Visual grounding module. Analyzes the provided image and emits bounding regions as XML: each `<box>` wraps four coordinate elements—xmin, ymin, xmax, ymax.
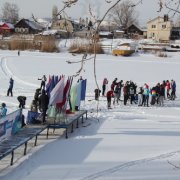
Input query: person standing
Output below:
<box><xmin>143</xmin><ymin>84</ymin><xmax>150</xmax><ymax>107</ymax></box>
<box><xmin>7</xmin><ymin>77</ymin><xmax>14</xmax><ymax>97</ymax></box>
<box><xmin>94</xmin><ymin>89</ymin><xmax>101</xmax><ymax>100</ymax></box>
<box><xmin>38</xmin><ymin>75</ymin><xmax>47</xmax><ymax>90</ymax></box>
<box><xmin>166</xmin><ymin>80</ymin><xmax>171</xmax><ymax>99</ymax></box>
<box><xmin>138</xmin><ymin>87</ymin><xmax>144</xmax><ymax>106</ymax></box>
<box><xmin>171</xmin><ymin>79</ymin><xmax>176</xmax><ymax>100</ymax></box>
<box><xmin>39</xmin><ymin>89</ymin><xmax>49</xmax><ymax>123</ymax></box>
<box><xmin>159</xmin><ymin>84</ymin><xmax>165</xmax><ymax>106</ymax></box>
<box><xmin>106</xmin><ymin>90</ymin><xmax>114</xmax><ymax>109</ymax></box>
<box><xmin>123</xmin><ymin>82</ymin><xmax>129</xmax><ymax>105</ymax></box>
<box><xmin>102</xmin><ymin>78</ymin><xmax>108</xmax><ymax>96</ymax></box>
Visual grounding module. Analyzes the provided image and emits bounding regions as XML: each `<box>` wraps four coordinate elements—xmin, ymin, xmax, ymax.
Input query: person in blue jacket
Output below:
<box><xmin>0</xmin><ymin>103</ymin><xmax>7</xmax><ymax>118</ymax></box>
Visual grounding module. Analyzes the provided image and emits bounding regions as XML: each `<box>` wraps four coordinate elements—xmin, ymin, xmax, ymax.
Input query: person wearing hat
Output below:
<box><xmin>0</xmin><ymin>103</ymin><xmax>7</xmax><ymax>118</ymax></box>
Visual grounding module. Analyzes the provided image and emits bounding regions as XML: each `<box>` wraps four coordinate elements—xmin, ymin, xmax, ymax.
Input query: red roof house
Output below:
<box><xmin>0</xmin><ymin>22</ymin><xmax>14</xmax><ymax>35</ymax></box>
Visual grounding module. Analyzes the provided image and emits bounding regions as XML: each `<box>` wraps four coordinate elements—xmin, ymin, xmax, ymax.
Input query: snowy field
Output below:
<box><xmin>0</xmin><ymin>49</ymin><xmax>180</xmax><ymax>179</ymax></box>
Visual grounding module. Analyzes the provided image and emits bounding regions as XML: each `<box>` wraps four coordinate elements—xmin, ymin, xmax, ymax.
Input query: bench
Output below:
<box><xmin>0</xmin><ymin>125</ymin><xmax>47</xmax><ymax>165</ymax></box>
<box><xmin>47</xmin><ymin>110</ymin><xmax>87</xmax><ymax>139</ymax></box>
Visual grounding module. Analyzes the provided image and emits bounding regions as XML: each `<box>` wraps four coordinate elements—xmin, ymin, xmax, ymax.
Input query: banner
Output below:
<box><xmin>81</xmin><ymin>79</ymin><xmax>87</xmax><ymax>101</ymax></box>
<box><xmin>0</xmin><ymin>109</ymin><xmax>22</xmax><ymax>141</ymax></box>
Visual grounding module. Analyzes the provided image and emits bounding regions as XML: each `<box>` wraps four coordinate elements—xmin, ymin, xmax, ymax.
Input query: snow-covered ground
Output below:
<box><xmin>1</xmin><ymin>49</ymin><xmax>180</xmax><ymax>179</ymax></box>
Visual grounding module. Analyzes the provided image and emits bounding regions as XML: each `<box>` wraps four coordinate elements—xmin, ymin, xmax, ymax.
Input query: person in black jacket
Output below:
<box><xmin>17</xmin><ymin>96</ymin><xmax>26</xmax><ymax>108</ymax></box>
<box><xmin>7</xmin><ymin>77</ymin><xmax>14</xmax><ymax>96</ymax></box>
<box><xmin>38</xmin><ymin>89</ymin><xmax>49</xmax><ymax>123</ymax></box>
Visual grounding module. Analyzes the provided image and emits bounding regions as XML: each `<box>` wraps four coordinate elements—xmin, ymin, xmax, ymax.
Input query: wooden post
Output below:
<box><xmin>10</xmin><ymin>151</ymin><xmax>14</xmax><ymax>166</ymax></box>
<box><xmin>71</xmin><ymin>123</ymin><xmax>74</xmax><ymax>133</ymax></box>
<box><xmin>24</xmin><ymin>142</ymin><xmax>27</xmax><ymax>155</ymax></box>
<box><xmin>66</xmin><ymin>129</ymin><xmax>68</xmax><ymax>139</ymax></box>
<box><xmin>46</xmin><ymin>128</ymin><xmax>49</xmax><ymax>139</ymax></box>
<box><xmin>86</xmin><ymin>111</ymin><xmax>87</xmax><ymax>119</ymax></box>
<box><xmin>76</xmin><ymin>119</ymin><xmax>79</xmax><ymax>128</ymax></box>
<box><xmin>34</xmin><ymin>135</ymin><xmax>38</xmax><ymax>146</ymax></box>
<box><xmin>82</xmin><ymin>115</ymin><xmax>84</xmax><ymax>123</ymax></box>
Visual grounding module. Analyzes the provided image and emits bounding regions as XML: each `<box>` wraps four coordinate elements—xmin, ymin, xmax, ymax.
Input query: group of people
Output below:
<box><xmin>94</xmin><ymin>78</ymin><xmax>177</xmax><ymax>109</ymax></box>
<box><xmin>1</xmin><ymin>75</ymin><xmax>48</xmax><ymax>123</ymax></box>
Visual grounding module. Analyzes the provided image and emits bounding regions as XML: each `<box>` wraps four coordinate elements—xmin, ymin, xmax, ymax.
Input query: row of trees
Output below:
<box><xmin>1</xmin><ymin>1</ymin><xmax>179</xmax><ymax>28</ymax></box>
<box><xmin>0</xmin><ymin>2</ymin><xmax>19</xmax><ymax>24</ymax></box>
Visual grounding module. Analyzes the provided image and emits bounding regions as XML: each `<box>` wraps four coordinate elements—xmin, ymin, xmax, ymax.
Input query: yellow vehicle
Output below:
<box><xmin>112</xmin><ymin>43</ymin><xmax>135</xmax><ymax>56</ymax></box>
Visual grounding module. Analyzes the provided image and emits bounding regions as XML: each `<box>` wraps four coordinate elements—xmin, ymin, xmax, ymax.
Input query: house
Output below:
<box><xmin>14</xmin><ymin>19</ymin><xmax>44</xmax><ymax>34</ymax></box>
<box><xmin>51</xmin><ymin>18</ymin><xmax>81</xmax><ymax>33</ymax></box>
<box><xmin>125</xmin><ymin>24</ymin><xmax>147</xmax><ymax>38</ymax></box>
<box><xmin>147</xmin><ymin>15</ymin><xmax>173</xmax><ymax>42</ymax></box>
<box><xmin>0</xmin><ymin>22</ymin><xmax>14</xmax><ymax>35</ymax></box>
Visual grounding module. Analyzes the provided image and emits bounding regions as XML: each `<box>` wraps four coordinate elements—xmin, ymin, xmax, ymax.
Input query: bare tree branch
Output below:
<box><xmin>167</xmin><ymin>160</ymin><xmax>180</xmax><ymax>169</ymax></box>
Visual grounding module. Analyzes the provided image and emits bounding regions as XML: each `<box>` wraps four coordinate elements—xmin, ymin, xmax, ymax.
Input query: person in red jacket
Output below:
<box><xmin>106</xmin><ymin>90</ymin><xmax>114</xmax><ymax>109</ymax></box>
<box><xmin>166</xmin><ymin>80</ymin><xmax>171</xmax><ymax>98</ymax></box>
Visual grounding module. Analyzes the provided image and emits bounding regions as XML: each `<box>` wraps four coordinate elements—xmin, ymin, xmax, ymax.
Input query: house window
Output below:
<box><xmin>152</xmin><ymin>25</ymin><xmax>156</xmax><ymax>28</ymax></box>
<box><xmin>151</xmin><ymin>33</ymin><xmax>155</xmax><ymax>37</ymax></box>
<box><xmin>15</xmin><ymin>28</ymin><xmax>19</xmax><ymax>33</ymax></box>
<box><xmin>20</xmin><ymin>28</ymin><xmax>25</xmax><ymax>33</ymax></box>
<box><xmin>25</xmin><ymin>28</ymin><xmax>29</xmax><ymax>33</ymax></box>
<box><xmin>162</xmin><ymin>25</ymin><xmax>166</xmax><ymax>29</ymax></box>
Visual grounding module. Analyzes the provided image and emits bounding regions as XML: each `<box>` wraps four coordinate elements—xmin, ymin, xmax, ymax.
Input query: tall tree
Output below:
<box><xmin>108</xmin><ymin>0</ymin><xmax>139</xmax><ymax>29</ymax></box>
<box><xmin>1</xmin><ymin>2</ymin><xmax>19</xmax><ymax>24</ymax></box>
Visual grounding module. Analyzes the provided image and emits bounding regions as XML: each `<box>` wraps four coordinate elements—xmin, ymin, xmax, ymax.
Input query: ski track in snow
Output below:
<box><xmin>0</xmin><ymin>56</ymin><xmax>39</xmax><ymax>88</ymax></box>
<box><xmin>81</xmin><ymin>150</ymin><xmax>180</xmax><ymax>180</ymax></box>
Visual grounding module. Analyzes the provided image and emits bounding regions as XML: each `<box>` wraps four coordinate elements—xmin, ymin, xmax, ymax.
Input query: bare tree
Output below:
<box><xmin>1</xmin><ymin>2</ymin><xmax>19</xmax><ymax>24</ymax></box>
<box><xmin>108</xmin><ymin>0</ymin><xmax>139</xmax><ymax>29</ymax></box>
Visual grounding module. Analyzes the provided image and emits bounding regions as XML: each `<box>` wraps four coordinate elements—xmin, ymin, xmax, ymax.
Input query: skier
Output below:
<box><xmin>7</xmin><ymin>77</ymin><xmax>14</xmax><ymax>97</ymax></box>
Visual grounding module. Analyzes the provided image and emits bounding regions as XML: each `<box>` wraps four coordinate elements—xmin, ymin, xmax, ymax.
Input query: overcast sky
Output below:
<box><xmin>0</xmin><ymin>0</ymin><xmax>177</xmax><ymax>26</ymax></box>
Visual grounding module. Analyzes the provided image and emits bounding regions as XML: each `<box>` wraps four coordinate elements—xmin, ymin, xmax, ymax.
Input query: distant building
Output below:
<box><xmin>51</xmin><ymin>18</ymin><xmax>81</xmax><ymax>33</ymax></box>
<box><xmin>0</xmin><ymin>22</ymin><xmax>14</xmax><ymax>35</ymax></box>
<box><xmin>147</xmin><ymin>15</ymin><xmax>173</xmax><ymax>42</ymax></box>
<box><xmin>14</xmin><ymin>19</ymin><xmax>44</xmax><ymax>34</ymax></box>
<box><xmin>125</xmin><ymin>24</ymin><xmax>147</xmax><ymax>39</ymax></box>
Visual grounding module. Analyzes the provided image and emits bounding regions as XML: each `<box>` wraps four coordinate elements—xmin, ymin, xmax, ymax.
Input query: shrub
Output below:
<box><xmin>41</xmin><ymin>40</ymin><xmax>58</xmax><ymax>52</ymax></box>
<box><xmin>10</xmin><ymin>39</ymin><xmax>34</xmax><ymax>50</ymax></box>
<box><xmin>69</xmin><ymin>38</ymin><xmax>103</xmax><ymax>54</ymax></box>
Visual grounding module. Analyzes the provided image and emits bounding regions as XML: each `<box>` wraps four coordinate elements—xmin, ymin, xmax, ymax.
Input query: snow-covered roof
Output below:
<box><xmin>25</xmin><ymin>19</ymin><xmax>43</xmax><ymax>30</ymax></box>
<box><xmin>42</xmin><ymin>30</ymin><xmax>58</xmax><ymax>35</ymax></box>
<box><xmin>99</xmin><ymin>31</ymin><xmax>112</xmax><ymax>35</ymax></box>
<box><xmin>0</xmin><ymin>22</ymin><xmax>14</xmax><ymax>29</ymax></box>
